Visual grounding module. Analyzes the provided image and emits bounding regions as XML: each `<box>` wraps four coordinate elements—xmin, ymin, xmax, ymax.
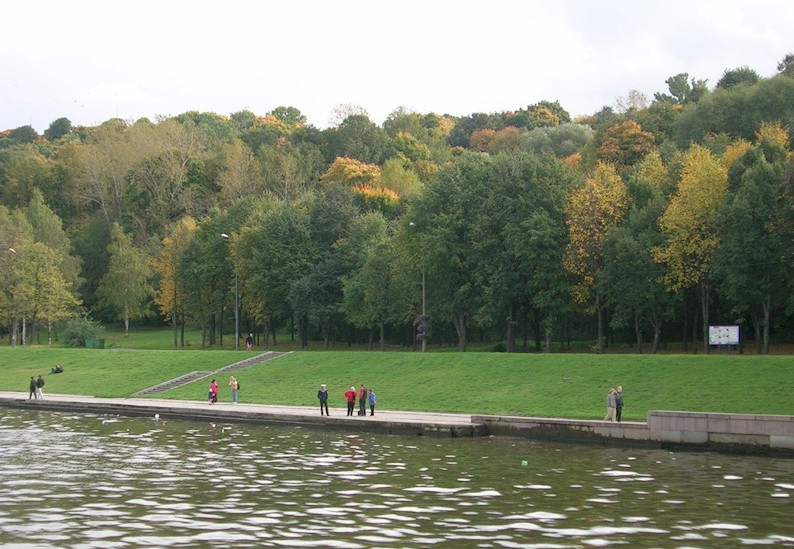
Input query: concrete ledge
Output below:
<box><xmin>1</xmin><ymin>394</ymin><xmax>791</xmax><ymax>455</ymax></box>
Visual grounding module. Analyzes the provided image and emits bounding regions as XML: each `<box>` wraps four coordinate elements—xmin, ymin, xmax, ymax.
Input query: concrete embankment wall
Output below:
<box><xmin>473</xmin><ymin>411</ymin><xmax>794</xmax><ymax>456</ymax></box>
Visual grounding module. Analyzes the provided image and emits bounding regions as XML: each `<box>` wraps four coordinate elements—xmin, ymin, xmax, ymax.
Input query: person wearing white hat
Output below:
<box><xmin>318</xmin><ymin>384</ymin><xmax>329</xmax><ymax>416</ymax></box>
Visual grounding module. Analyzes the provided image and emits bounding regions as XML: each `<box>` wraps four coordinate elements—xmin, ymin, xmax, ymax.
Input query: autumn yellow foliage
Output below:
<box><xmin>564</xmin><ymin>162</ymin><xmax>629</xmax><ymax>294</ymax></box>
<box><xmin>652</xmin><ymin>145</ymin><xmax>728</xmax><ymax>291</ymax></box>
<box><xmin>320</xmin><ymin>157</ymin><xmax>381</xmax><ymax>186</ymax></box>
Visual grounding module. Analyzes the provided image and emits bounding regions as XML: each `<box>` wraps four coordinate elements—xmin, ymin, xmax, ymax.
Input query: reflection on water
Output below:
<box><xmin>0</xmin><ymin>410</ymin><xmax>792</xmax><ymax>548</ymax></box>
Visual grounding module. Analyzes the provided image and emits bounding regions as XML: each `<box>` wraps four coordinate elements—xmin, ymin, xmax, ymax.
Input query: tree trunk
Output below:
<box><xmin>761</xmin><ymin>294</ymin><xmax>770</xmax><ymax>355</ymax></box>
<box><xmin>596</xmin><ymin>293</ymin><xmax>605</xmax><ymax>354</ymax></box>
<box><xmin>379</xmin><ymin>321</ymin><xmax>385</xmax><ymax>351</ymax></box>
<box><xmin>124</xmin><ymin>305</ymin><xmax>130</xmax><ymax>337</ymax></box>
<box><xmin>171</xmin><ymin>302</ymin><xmax>178</xmax><ymax>348</ymax></box>
<box><xmin>634</xmin><ymin>310</ymin><xmax>643</xmax><ymax>354</ymax></box>
<box><xmin>701</xmin><ymin>280</ymin><xmax>710</xmax><ymax>355</ymax></box>
<box><xmin>453</xmin><ymin>313</ymin><xmax>467</xmax><ymax>352</ymax></box>
<box><xmin>544</xmin><ymin>313</ymin><xmax>553</xmax><ymax>354</ymax></box>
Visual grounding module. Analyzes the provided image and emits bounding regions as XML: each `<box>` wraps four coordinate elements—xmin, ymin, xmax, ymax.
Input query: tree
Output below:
<box><xmin>320</xmin><ymin>157</ymin><xmax>380</xmax><ymax>186</ymax></box>
<box><xmin>564</xmin><ymin>162</ymin><xmax>629</xmax><ymax>353</ymax></box>
<box><xmin>777</xmin><ymin>53</ymin><xmax>794</xmax><ymax>76</ymax></box>
<box><xmin>268</xmin><ymin>106</ymin><xmax>307</xmax><ymax>127</ymax></box>
<box><xmin>96</xmin><ymin>223</ymin><xmax>154</xmax><ymax>336</ymax></box>
<box><xmin>522</xmin><ymin>123</ymin><xmax>594</xmax><ymax>158</ymax></box>
<box><xmin>152</xmin><ymin>216</ymin><xmax>197</xmax><ymax>347</ymax></box>
<box><xmin>13</xmin><ymin>241</ymin><xmax>81</xmax><ymax>345</ymax></box>
<box><xmin>714</xmin><ymin>124</ymin><xmax>791</xmax><ymax>353</ymax></box>
<box><xmin>654</xmin><ymin>73</ymin><xmax>709</xmax><ymax>104</ymax></box>
<box><xmin>409</xmin><ymin>153</ymin><xmax>490</xmax><ymax>351</ymax></box>
<box><xmin>322</xmin><ymin>114</ymin><xmax>392</xmax><ymax>164</ymax></box>
<box><xmin>597</xmin><ymin>120</ymin><xmax>655</xmax><ymax>171</ymax></box>
<box><xmin>473</xmin><ymin>152</ymin><xmax>575</xmax><ymax>352</ymax></box>
<box><xmin>716</xmin><ymin>66</ymin><xmax>760</xmax><ymax>89</ymax></box>
<box><xmin>216</xmin><ymin>139</ymin><xmax>264</xmax><ymax>206</ymax></box>
<box><xmin>23</xmin><ymin>189</ymin><xmax>82</xmax><ymax>291</ymax></box>
<box><xmin>43</xmin><ymin>117</ymin><xmax>73</xmax><ymax>141</ymax></box>
<box><xmin>652</xmin><ymin>144</ymin><xmax>728</xmax><ymax>353</ymax></box>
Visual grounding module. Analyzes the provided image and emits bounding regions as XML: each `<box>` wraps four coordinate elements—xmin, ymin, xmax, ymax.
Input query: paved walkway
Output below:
<box><xmin>0</xmin><ymin>391</ymin><xmax>481</xmax><ymax>436</ymax></box>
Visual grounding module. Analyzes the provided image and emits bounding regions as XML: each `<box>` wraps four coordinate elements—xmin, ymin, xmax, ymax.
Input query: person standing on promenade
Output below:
<box><xmin>615</xmin><ymin>386</ymin><xmax>624</xmax><ymax>422</ymax></box>
<box><xmin>358</xmin><ymin>384</ymin><xmax>368</xmax><ymax>416</ymax></box>
<box><xmin>604</xmin><ymin>388</ymin><xmax>616</xmax><ymax>421</ymax></box>
<box><xmin>368</xmin><ymin>388</ymin><xmax>377</xmax><ymax>416</ymax></box>
<box><xmin>318</xmin><ymin>384</ymin><xmax>329</xmax><ymax>416</ymax></box>
<box><xmin>345</xmin><ymin>386</ymin><xmax>356</xmax><ymax>416</ymax></box>
<box><xmin>29</xmin><ymin>376</ymin><xmax>37</xmax><ymax>399</ymax></box>
<box><xmin>229</xmin><ymin>376</ymin><xmax>239</xmax><ymax>404</ymax></box>
<box><xmin>209</xmin><ymin>379</ymin><xmax>219</xmax><ymax>404</ymax></box>
<box><xmin>35</xmin><ymin>375</ymin><xmax>45</xmax><ymax>399</ymax></box>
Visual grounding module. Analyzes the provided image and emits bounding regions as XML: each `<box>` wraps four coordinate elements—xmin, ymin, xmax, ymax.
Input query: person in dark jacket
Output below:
<box><xmin>35</xmin><ymin>375</ymin><xmax>45</xmax><ymax>399</ymax></box>
<box><xmin>615</xmin><ymin>386</ymin><xmax>624</xmax><ymax>422</ymax></box>
<box><xmin>29</xmin><ymin>376</ymin><xmax>37</xmax><ymax>399</ymax></box>
<box><xmin>318</xmin><ymin>384</ymin><xmax>329</xmax><ymax>416</ymax></box>
<box><xmin>358</xmin><ymin>384</ymin><xmax>368</xmax><ymax>416</ymax></box>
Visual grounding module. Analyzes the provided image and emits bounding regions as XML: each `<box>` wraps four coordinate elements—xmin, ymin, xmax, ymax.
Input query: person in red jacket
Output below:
<box><xmin>208</xmin><ymin>379</ymin><xmax>219</xmax><ymax>404</ymax></box>
<box><xmin>344</xmin><ymin>386</ymin><xmax>356</xmax><ymax>416</ymax></box>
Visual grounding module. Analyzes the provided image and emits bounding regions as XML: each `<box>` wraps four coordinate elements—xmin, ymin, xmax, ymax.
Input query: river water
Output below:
<box><xmin>1</xmin><ymin>410</ymin><xmax>792</xmax><ymax>548</ymax></box>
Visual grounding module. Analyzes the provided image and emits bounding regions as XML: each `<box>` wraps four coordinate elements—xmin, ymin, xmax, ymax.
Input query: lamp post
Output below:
<box><xmin>220</xmin><ymin>234</ymin><xmax>239</xmax><ymax>351</ymax></box>
<box><xmin>408</xmin><ymin>223</ymin><xmax>427</xmax><ymax>352</ymax></box>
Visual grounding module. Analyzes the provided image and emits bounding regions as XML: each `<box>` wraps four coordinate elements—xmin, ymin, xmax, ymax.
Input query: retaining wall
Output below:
<box><xmin>474</xmin><ymin>411</ymin><xmax>794</xmax><ymax>456</ymax></box>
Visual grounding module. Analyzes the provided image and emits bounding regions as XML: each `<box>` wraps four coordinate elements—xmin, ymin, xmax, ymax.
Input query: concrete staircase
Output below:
<box><xmin>133</xmin><ymin>351</ymin><xmax>289</xmax><ymax>396</ymax></box>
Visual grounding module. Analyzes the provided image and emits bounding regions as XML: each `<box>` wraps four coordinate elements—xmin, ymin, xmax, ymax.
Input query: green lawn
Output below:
<box><xmin>2</xmin><ymin>345</ymin><xmax>792</xmax><ymax>420</ymax></box>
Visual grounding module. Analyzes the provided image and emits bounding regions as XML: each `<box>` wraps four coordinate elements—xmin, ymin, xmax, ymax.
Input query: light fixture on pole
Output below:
<box><xmin>220</xmin><ymin>234</ymin><xmax>239</xmax><ymax>351</ymax></box>
<box><xmin>408</xmin><ymin>223</ymin><xmax>427</xmax><ymax>352</ymax></box>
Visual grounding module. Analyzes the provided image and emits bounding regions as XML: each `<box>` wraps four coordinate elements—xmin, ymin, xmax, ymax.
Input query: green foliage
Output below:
<box><xmin>62</xmin><ymin>313</ymin><xmax>105</xmax><ymax>347</ymax></box>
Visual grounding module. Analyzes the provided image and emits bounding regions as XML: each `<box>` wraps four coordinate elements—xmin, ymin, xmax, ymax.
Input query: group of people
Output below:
<box><xmin>208</xmin><ymin>376</ymin><xmax>240</xmax><ymax>404</ymax></box>
<box><xmin>28</xmin><ymin>375</ymin><xmax>45</xmax><ymax>400</ymax></box>
<box><xmin>318</xmin><ymin>384</ymin><xmax>376</xmax><ymax>417</ymax></box>
<box><xmin>604</xmin><ymin>386</ymin><xmax>624</xmax><ymax>422</ymax></box>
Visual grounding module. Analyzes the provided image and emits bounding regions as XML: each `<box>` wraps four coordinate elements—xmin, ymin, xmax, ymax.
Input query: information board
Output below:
<box><xmin>709</xmin><ymin>325</ymin><xmax>740</xmax><ymax>345</ymax></box>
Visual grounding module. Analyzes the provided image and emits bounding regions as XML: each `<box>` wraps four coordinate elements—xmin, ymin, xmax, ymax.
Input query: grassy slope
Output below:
<box><xmin>2</xmin><ymin>346</ymin><xmax>792</xmax><ymax>420</ymax></box>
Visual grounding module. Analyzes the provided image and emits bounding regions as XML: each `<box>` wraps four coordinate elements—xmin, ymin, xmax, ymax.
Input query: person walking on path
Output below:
<box><xmin>29</xmin><ymin>376</ymin><xmax>37</xmax><ymax>400</ymax></box>
<box><xmin>229</xmin><ymin>376</ymin><xmax>239</xmax><ymax>404</ymax></box>
<box><xmin>208</xmin><ymin>379</ymin><xmax>219</xmax><ymax>404</ymax></box>
<box><xmin>368</xmin><ymin>388</ymin><xmax>377</xmax><ymax>416</ymax></box>
<box><xmin>615</xmin><ymin>386</ymin><xmax>624</xmax><ymax>422</ymax></box>
<box><xmin>358</xmin><ymin>384</ymin><xmax>368</xmax><ymax>416</ymax></box>
<box><xmin>344</xmin><ymin>386</ymin><xmax>356</xmax><ymax>416</ymax></box>
<box><xmin>245</xmin><ymin>333</ymin><xmax>254</xmax><ymax>351</ymax></box>
<box><xmin>35</xmin><ymin>375</ymin><xmax>45</xmax><ymax>400</ymax></box>
<box><xmin>604</xmin><ymin>388</ymin><xmax>617</xmax><ymax>421</ymax></box>
<box><xmin>318</xmin><ymin>384</ymin><xmax>329</xmax><ymax>416</ymax></box>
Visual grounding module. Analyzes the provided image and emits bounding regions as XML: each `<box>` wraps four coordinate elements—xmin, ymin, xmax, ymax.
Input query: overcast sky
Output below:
<box><xmin>2</xmin><ymin>0</ymin><xmax>792</xmax><ymax>133</ymax></box>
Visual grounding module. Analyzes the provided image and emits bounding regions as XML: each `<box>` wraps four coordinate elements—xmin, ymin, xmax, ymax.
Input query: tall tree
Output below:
<box><xmin>152</xmin><ymin>216</ymin><xmax>197</xmax><ymax>347</ymax></box>
<box><xmin>564</xmin><ymin>162</ymin><xmax>629</xmax><ymax>353</ymax></box>
<box><xmin>96</xmin><ymin>223</ymin><xmax>154</xmax><ymax>337</ymax></box>
<box><xmin>714</xmin><ymin>124</ymin><xmax>791</xmax><ymax>353</ymax></box>
<box><xmin>653</xmin><ymin>144</ymin><xmax>728</xmax><ymax>353</ymax></box>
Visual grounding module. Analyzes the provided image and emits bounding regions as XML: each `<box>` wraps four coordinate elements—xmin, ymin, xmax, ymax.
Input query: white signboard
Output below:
<box><xmin>709</xmin><ymin>325</ymin><xmax>740</xmax><ymax>346</ymax></box>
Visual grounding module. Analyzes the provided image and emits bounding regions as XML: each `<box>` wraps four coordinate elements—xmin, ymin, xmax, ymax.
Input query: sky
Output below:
<box><xmin>2</xmin><ymin>0</ymin><xmax>793</xmax><ymax>133</ymax></box>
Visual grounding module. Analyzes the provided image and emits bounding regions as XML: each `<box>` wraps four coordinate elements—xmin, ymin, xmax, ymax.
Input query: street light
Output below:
<box><xmin>408</xmin><ymin>223</ymin><xmax>427</xmax><ymax>352</ymax></box>
<box><xmin>220</xmin><ymin>234</ymin><xmax>239</xmax><ymax>351</ymax></box>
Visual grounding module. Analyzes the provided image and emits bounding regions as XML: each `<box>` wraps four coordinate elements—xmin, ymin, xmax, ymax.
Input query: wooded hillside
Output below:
<box><xmin>3</xmin><ymin>58</ymin><xmax>794</xmax><ymax>353</ymax></box>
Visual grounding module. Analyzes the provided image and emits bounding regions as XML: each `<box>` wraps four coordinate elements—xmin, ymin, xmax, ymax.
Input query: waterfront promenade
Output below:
<box><xmin>2</xmin><ymin>391</ymin><xmax>791</xmax><ymax>455</ymax></box>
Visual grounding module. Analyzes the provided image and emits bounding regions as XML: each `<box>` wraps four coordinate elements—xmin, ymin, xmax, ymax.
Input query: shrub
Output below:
<box><xmin>63</xmin><ymin>314</ymin><xmax>105</xmax><ymax>347</ymax></box>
